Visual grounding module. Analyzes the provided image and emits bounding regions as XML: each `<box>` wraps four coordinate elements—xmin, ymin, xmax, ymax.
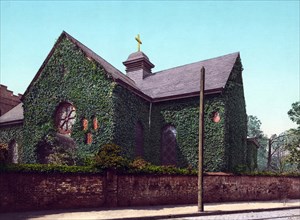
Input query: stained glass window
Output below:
<box><xmin>55</xmin><ymin>102</ymin><xmax>76</xmax><ymax>134</ymax></box>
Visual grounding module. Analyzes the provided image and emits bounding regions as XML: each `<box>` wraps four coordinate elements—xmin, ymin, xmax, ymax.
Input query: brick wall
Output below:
<box><xmin>0</xmin><ymin>172</ymin><xmax>299</xmax><ymax>212</ymax></box>
<box><xmin>0</xmin><ymin>85</ymin><xmax>22</xmax><ymax>116</ymax></box>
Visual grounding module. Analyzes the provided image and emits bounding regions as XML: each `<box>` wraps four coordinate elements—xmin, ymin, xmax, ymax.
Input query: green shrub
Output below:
<box><xmin>128</xmin><ymin>158</ymin><xmax>198</xmax><ymax>175</ymax></box>
<box><xmin>36</xmin><ymin>132</ymin><xmax>76</xmax><ymax>166</ymax></box>
<box><xmin>0</xmin><ymin>147</ymin><xmax>8</xmax><ymax>164</ymax></box>
<box><xmin>94</xmin><ymin>144</ymin><xmax>129</xmax><ymax>170</ymax></box>
<box><xmin>242</xmin><ymin>170</ymin><xmax>300</xmax><ymax>177</ymax></box>
<box><xmin>232</xmin><ymin>164</ymin><xmax>248</xmax><ymax>174</ymax></box>
<box><xmin>0</xmin><ymin>163</ymin><xmax>101</xmax><ymax>174</ymax></box>
<box><xmin>130</xmin><ymin>157</ymin><xmax>151</xmax><ymax>169</ymax></box>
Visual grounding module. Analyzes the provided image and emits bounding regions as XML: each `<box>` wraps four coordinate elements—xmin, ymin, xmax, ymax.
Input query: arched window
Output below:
<box><xmin>55</xmin><ymin>102</ymin><xmax>76</xmax><ymax>134</ymax></box>
<box><xmin>135</xmin><ymin>121</ymin><xmax>144</xmax><ymax>157</ymax></box>
<box><xmin>161</xmin><ymin>125</ymin><xmax>177</xmax><ymax>166</ymax></box>
<box><xmin>8</xmin><ymin>140</ymin><xmax>18</xmax><ymax>164</ymax></box>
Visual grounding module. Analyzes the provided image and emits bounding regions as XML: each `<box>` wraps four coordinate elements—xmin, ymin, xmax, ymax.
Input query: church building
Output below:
<box><xmin>0</xmin><ymin>31</ymin><xmax>256</xmax><ymax>172</ymax></box>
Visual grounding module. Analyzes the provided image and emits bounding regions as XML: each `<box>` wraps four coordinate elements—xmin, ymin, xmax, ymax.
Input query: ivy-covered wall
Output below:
<box><xmin>223</xmin><ymin>57</ymin><xmax>248</xmax><ymax>171</ymax></box>
<box><xmin>110</xmin><ymin>86</ymin><xmax>228</xmax><ymax>171</ymax></box>
<box><xmin>0</xmin><ymin>124</ymin><xmax>23</xmax><ymax>163</ymax></box>
<box><xmin>149</xmin><ymin>96</ymin><xmax>226</xmax><ymax>170</ymax></box>
<box><xmin>112</xmin><ymin>85</ymin><xmax>151</xmax><ymax>159</ymax></box>
<box><xmin>22</xmin><ymin>37</ymin><xmax>116</xmax><ymax>164</ymax></box>
<box><xmin>146</xmin><ymin>58</ymin><xmax>247</xmax><ymax>172</ymax></box>
<box><xmin>9</xmin><ymin>34</ymin><xmax>248</xmax><ymax>172</ymax></box>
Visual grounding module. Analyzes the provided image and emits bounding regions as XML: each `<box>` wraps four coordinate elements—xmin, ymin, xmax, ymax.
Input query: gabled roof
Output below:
<box><xmin>140</xmin><ymin>52</ymin><xmax>240</xmax><ymax>101</ymax></box>
<box><xmin>3</xmin><ymin>32</ymin><xmax>242</xmax><ymax>125</ymax></box>
<box><xmin>0</xmin><ymin>103</ymin><xmax>23</xmax><ymax>127</ymax></box>
<box><xmin>22</xmin><ymin>31</ymin><xmax>240</xmax><ymax>103</ymax></box>
<box><xmin>22</xmin><ymin>31</ymin><xmax>141</xmax><ymax>100</ymax></box>
<box><xmin>62</xmin><ymin>32</ymin><xmax>138</xmax><ymax>90</ymax></box>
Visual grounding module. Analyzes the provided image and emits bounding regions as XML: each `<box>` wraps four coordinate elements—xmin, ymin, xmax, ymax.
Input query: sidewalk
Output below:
<box><xmin>0</xmin><ymin>199</ymin><xmax>299</xmax><ymax>220</ymax></box>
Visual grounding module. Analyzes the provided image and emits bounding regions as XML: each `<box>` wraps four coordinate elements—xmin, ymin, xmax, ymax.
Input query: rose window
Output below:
<box><xmin>55</xmin><ymin>103</ymin><xmax>76</xmax><ymax>134</ymax></box>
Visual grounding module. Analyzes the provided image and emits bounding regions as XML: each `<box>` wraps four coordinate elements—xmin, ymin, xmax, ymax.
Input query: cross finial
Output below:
<box><xmin>135</xmin><ymin>34</ymin><xmax>142</xmax><ymax>52</ymax></box>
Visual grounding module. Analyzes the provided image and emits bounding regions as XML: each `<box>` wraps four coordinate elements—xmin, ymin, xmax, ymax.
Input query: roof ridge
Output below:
<box><xmin>153</xmin><ymin>52</ymin><xmax>240</xmax><ymax>75</ymax></box>
<box><xmin>62</xmin><ymin>31</ymin><xmax>136</xmax><ymax>86</ymax></box>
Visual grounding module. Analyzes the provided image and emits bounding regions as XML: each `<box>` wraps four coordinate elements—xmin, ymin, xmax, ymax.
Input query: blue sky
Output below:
<box><xmin>1</xmin><ymin>1</ymin><xmax>299</xmax><ymax>136</ymax></box>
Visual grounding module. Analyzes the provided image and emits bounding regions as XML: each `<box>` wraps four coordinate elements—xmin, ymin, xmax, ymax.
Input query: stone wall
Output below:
<box><xmin>0</xmin><ymin>172</ymin><xmax>299</xmax><ymax>213</ymax></box>
<box><xmin>0</xmin><ymin>173</ymin><xmax>106</xmax><ymax>212</ymax></box>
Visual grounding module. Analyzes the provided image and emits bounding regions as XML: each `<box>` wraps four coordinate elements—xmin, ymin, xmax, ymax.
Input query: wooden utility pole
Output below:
<box><xmin>198</xmin><ymin>67</ymin><xmax>205</xmax><ymax>212</ymax></box>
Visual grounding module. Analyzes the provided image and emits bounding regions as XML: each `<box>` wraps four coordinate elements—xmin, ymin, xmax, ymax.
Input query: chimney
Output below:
<box><xmin>123</xmin><ymin>51</ymin><xmax>155</xmax><ymax>84</ymax></box>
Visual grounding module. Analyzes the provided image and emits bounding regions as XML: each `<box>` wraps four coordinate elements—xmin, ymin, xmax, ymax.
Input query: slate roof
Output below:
<box><xmin>141</xmin><ymin>52</ymin><xmax>239</xmax><ymax>100</ymax></box>
<box><xmin>0</xmin><ymin>103</ymin><xmax>23</xmax><ymax>126</ymax></box>
<box><xmin>63</xmin><ymin>32</ymin><xmax>139</xmax><ymax>91</ymax></box>
<box><xmin>2</xmin><ymin>32</ymin><xmax>241</xmax><ymax>125</ymax></box>
<box><xmin>22</xmin><ymin>31</ymin><xmax>140</xmax><ymax>99</ymax></box>
<box><xmin>0</xmin><ymin>31</ymin><xmax>239</xmax><ymax>126</ymax></box>
<box><xmin>23</xmin><ymin>31</ymin><xmax>240</xmax><ymax>102</ymax></box>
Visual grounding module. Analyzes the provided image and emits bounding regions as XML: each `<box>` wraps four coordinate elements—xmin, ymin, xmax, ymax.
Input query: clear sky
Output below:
<box><xmin>1</xmin><ymin>0</ymin><xmax>299</xmax><ymax>137</ymax></box>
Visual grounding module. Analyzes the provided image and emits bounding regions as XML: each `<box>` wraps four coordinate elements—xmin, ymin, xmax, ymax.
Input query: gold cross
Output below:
<box><xmin>135</xmin><ymin>34</ymin><xmax>142</xmax><ymax>52</ymax></box>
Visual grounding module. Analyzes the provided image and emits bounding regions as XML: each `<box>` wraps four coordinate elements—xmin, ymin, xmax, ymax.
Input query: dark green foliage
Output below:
<box><xmin>94</xmin><ymin>143</ymin><xmax>129</xmax><ymax>170</ymax></box>
<box><xmin>0</xmin><ymin>163</ymin><xmax>101</xmax><ymax>174</ymax></box>
<box><xmin>286</xmin><ymin>129</ymin><xmax>300</xmax><ymax>168</ymax></box>
<box><xmin>232</xmin><ymin>164</ymin><xmax>248</xmax><ymax>174</ymax></box>
<box><xmin>149</xmin><ymin>96</ymin><xmax>226</xmax><ymax>171</ymax></box>
<box><xmin>288</xmin><ymin>101</ymin><xmax>300</xmax><ymax>128</ymax></box>
<box><xmin>286</xmin><ymin>102</ymin><xmax>300</xmax><ymax>168</ymax></box>
<box><xmin>130</xmin><ymin>157</ymin><xmax>151</xmax><ymax>169</ymax></box>
<box><xmin>247</xmin><ymin>115</ymin><xmax>263</xmax><ymax>138</ymax></box>
<box><xmin>22</xmin><ymin>37</ymin><xmax>116</xmax><ymax>163</ymax></box>
<box><xmin>127</xmin><ymin>157</ymin><xmax>197</xmax><ymax>175</ymax></box>
<box><xmin>239</xmin><ymin>170</ymin><xmax>300</xmax><ymax>177</ymax></box>
<box><xmin>145</xmin><ymin>58</ymin><xmax>247</xmax><ymax>172</ymax></box>
<box><xmin>0</xmin><ymin>125</ymin><xmax>23</xmax><ymax>163</ymax></box>
<box><xmin>15</xmin><ymin>36</ymin><xmax>247</xmax><ymax>172</ymax></box>
<box><xmin>247</xmin><ymin>114</ymin><xmax>268</xmax><ymax>171</ymax></box>
<box><xmin>112</xmin><ymin>85</ymin><xmax>150</xmax><ymax>160</ymax></box>
<box><xmin>0</xmin><ymin>148</ymin><xmax>8</xmax><ymax>164</ymax></box>
<box><xmin>36</xmin><ymin>131</ymin><xmax>76</xmax><ymax>165</ymax></box>
<box><xmin>224</xmin><ymin>58</ymin><xmax>248</xmax><ymax>171</ymax></box>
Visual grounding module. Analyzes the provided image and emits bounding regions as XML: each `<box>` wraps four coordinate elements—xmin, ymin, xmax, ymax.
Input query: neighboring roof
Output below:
<box><xmin>0</xmin><ymin>103</ymin><xmax>23</xmax><ymax>126</ymax></box>
<box><xmin>247</xmin><ymin>137</ymin><xmax>260</xmax><ymax>148</ymax></box>
<box><xmin>140</xmin><ymin>52</ymin><xmax>239</xmax><ymax>100</ymax></box>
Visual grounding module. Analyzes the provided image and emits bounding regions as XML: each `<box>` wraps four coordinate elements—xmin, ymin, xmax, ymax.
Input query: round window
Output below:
<box><xmin>55</xmin><ymin>102</ymin><xmax>76</xmax><ymax>134</ymax></box>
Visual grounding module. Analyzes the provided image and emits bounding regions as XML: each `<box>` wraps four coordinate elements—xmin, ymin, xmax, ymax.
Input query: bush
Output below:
<box><xmin>94</xmin><ymin>144</ymin><xmax>129</xmax><ymax>170</ymax></box>
<box><xmin>128</xmin><ymin>158</ymin><xmax>197</xmax><ymax>175</ymax></box>
<box><xmin>232</xmin><ymin>164</ymin><xmax>248</xmax><ymax>174</ymax></box>
<box><xmin>242</xmin><ymin>170</ymin><xmax>300</xmax><ymax>177</ymax></box>
<box><xmin>0</xmin><ymin>147</ymin><xmax>8</xmax><ymax>164</ymax></box>
<box><xmin>36</xmin><ymin>132</ymin><xmax>76</xmax><ymax>165</ymax></box>
<box><xmin>0</xmin><ymin>163</ymin><xmax>101</xmax><ymax>174</ymax></box>
<box><xmin>130</xmin><ymin>157</ymin><xmax>151</xmax><ymax>169</ymax></box>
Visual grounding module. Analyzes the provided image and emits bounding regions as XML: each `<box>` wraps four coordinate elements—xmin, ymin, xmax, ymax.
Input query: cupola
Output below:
<box><xmin>123</xmin><ymin>34</ymin><xmax>155</xmax><ymax>84</ymax></box>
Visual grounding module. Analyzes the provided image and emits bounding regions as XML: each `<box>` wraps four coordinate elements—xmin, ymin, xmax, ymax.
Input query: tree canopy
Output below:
<box><xmin>288</xmin><ymin>101</ymin><xmax>300</xmax><ymax>128</ymax></box>
<box><xmin>247</xmin><ymin>115</ymin><xmax>268</xmax><ymax>170</ymax></box>
<box><xmin>247</xmin><ymin>115</ymin><xmax>263</xmax><ymax>138</ymax></box>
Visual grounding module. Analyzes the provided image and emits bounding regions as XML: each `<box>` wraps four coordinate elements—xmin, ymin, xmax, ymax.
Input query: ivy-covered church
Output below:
<box><xmin>0</xmin><ymin>31</ymin><xmax>257</xmax><ymax>171</ymax></box>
